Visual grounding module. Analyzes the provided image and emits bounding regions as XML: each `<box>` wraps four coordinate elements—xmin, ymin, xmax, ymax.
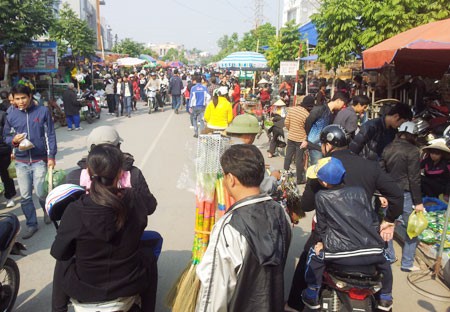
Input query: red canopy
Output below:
<box><xmin>363</xmin><ymin>18</ymin><xmax>450</xmax><ymax>78</ymax></box>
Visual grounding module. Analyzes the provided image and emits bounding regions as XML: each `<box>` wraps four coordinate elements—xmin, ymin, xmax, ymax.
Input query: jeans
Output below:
<box><xmin>191</xmin><ymin>106</ymin><xmax>205</xmax><ymax>135</ymax></box>
<box><xmin>284</xmin><ymin>139</ymin><xmax>306</xmax><ymax>184</ymax></box>
<box><xmin>308</xmin><ymin>148</ymin><xmax>323</xmax><ymax>166</ymax></box>
<box><xmin>304</xmin><ymin>248</ymin><xmax>393</xmax><ymax>296</ymax></box>
<box><xmin>16</xmin><ymin>160</ymin><xmax>47</xmax><ymax>228</ymax></box>
<box><xmin>172</xmin><ymin>95</ymin><xmax>181</xmax><ymax>110</ymax></box>
<box><xmin>400</xmin><ymin>192</ymin><xmax>418</xmax><ymax>269</ymax></box>
<box><xmin>124</xmin><ymin>96</ymin><xmax>132</xmax><ymax>116</ymax></box>
<box><xmin>66</xmin><ymin>114</ymin><xmax>80</xmax><ymax>129</ymax></box>
<box><xmin>0</xmin><ymin>153</ymin><xmax>16</xmax><ymax>200</ymax></box>
<box><xmin>114</xmin><ymin>94</ymin><xmax>122</xmax><ymax>116</ymax></box>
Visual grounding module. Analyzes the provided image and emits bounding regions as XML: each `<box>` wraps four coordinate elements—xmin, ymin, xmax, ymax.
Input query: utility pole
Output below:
<box><xmin>254</xmin><ymin>0</ymin><xmax>264</xmax><ymax>29</ymax></box>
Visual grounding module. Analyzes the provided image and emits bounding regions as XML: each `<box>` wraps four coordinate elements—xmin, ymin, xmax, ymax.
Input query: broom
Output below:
<box><xmin>166</xmin><ymin>135</ymin><xmax>230</xmax><ymax>311</ymax></box>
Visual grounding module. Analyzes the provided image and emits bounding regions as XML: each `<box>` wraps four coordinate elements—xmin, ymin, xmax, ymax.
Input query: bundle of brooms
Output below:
<box><xmin>166</xmin><ymin>135</ymin><xmax>232</xmax><ymax>312</ymax></box>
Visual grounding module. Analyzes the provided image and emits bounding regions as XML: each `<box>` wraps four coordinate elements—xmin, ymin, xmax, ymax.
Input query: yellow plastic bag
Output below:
<box><xmin>407</xmin><ymin>211</ymin><xmax>429</xmax><ymax>239</ymax></box>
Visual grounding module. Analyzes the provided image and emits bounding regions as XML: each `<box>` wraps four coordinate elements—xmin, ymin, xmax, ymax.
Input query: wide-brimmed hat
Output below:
<box><xmin>273</xmin><ymin>99</ymin><xmax>286</xmax><ymax>106</ymax></box>
<box><xmin>226</xmin><ymin>114</ymin><xmax>260</xmax><ymax>134</ymax></box>
<box><xmin>422</xmin><ymin>140</ymin><xmax>450</xmax><ymax>154</ymax></box>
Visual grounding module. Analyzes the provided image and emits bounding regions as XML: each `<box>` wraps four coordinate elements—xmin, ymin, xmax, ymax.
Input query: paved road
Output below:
<box><xmin>4</xmin><ymin>103</ymin><xmax>449</xmax><ymax>311</ymax></box>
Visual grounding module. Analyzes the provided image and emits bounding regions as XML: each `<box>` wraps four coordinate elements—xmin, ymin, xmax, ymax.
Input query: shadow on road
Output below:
<box><xmin>15</xmin><ymin>282</ymin><xmax>52</xmax><ymax>312</ymax></box>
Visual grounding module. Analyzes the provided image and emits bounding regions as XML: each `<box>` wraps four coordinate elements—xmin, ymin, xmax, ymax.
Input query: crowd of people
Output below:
<box><xmin>0</xmin><ymin>66</ymin><xmax>449</xmax><ymax>312</ymax></box>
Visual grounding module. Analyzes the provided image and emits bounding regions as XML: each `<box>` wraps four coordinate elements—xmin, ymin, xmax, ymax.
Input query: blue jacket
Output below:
<box><xmin>168</xmin><ymin>75</ymin><xmax>183</xmax><ymax>96</ymax></box>
<box><xmin>188</xmin><ymin>83</ymin><xmax>210</xmax><ymax>109</ymax></box>
<box><xmin>3</xmin><ymin>104</ymin><xmax>57</xmax><ymax>162</ymax></box>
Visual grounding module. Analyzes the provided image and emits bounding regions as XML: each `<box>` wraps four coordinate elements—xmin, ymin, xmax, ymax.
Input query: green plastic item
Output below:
<box><xmin>7</xmin><ymin>161</ymin><xmax>16</xmax><ymax>179</ymax></box>
<box><xmin>44</xmin><ymin>169</ymin><xmax>67</xmax><ymax>195</ymax></box>
<box><xmin>419</xmin><ymin>229</ymin><xmax>436</xmax><ymax>244</ymax></box>
<box><xmin>0</xmin><ymin>182</ymin><xmax>4</xmax><ymax>194</ymax></box>
<box><xmin>407</xmin><ymin>211</ymin><xmax>429</xmax><ymax>239</ymax></box>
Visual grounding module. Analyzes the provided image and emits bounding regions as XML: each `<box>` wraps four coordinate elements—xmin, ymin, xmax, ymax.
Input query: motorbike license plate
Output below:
<box><xmin>81</xmin><ymin>106</ymin><xmax>89</xmax><ymax>112</ymax></box>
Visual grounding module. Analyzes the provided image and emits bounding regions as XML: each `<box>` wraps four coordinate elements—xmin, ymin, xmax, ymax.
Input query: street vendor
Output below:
<box><xmin>420</xmin><ymin>140</ymin><xmax>450</xmax><ymax>200</ymax></box>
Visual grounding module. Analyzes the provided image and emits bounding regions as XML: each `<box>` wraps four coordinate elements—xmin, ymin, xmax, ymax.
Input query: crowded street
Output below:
<box><xmin>1</xmin><ymin>103</ymin><xmax>447</xmax><ymax>312</ymax></box>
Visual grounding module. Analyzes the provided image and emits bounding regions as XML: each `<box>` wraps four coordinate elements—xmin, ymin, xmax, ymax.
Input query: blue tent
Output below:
<box><xmin>299</xmin><ymin>21</ymin><xmax>318</xmax><ymax>46</ymax></box>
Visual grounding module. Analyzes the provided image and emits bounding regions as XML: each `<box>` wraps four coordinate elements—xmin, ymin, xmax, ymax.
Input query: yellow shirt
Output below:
<box><xmin>204</xmin><ymin>97</ymin><xmax>233</xmax><ymax>129</ymax></box>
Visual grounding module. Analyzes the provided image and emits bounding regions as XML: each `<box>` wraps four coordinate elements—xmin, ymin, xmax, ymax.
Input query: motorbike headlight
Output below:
<box><xmin>335</xmin><ymin>281</ymin><xmax>347</xmax><ymax>289</ymax></box>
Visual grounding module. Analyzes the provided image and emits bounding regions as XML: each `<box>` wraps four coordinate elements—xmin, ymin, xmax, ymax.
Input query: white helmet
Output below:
<box><xmin>398</xmin><ymin>121</ymin><xmax>418</xmax><ymax>135</ymax></box>
<box><xmin>45</xmin><ymin>184</ymin><xmax>85</xmax><ymax>222</ymax></box>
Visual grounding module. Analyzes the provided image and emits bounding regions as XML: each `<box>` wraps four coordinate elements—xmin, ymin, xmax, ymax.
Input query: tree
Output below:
<box><xmin>266</xmin><ymin>20</ymin><xmax>302</xmax><ymax>71</ymax></box>
<box><xmin>49</xmin><ymin>3</ymin><xmax>96</xmax><ymax>61</ymax></box>
<box><xmin>112</xmin><ymin>38</ymin><xmax>145</xmax><ymax>57</ymax></box>
<box><xmin>312</xmin><ymin>0</ymin><xmax>450</xmax><ymax>69</ymax></box>
<box><xmin>141</xmin><ymin>47</ymin><xmax>159</xmax><ymax>59</ymax></box>
<box><xmin>212</xmin><ymin>32</ymin><xmax>241</xmax><ymax>62</ymax></box>
<box><xmin>162</xmin><ymin>48</ymin><xmax>188</xmax><ymax>64</ymax></box>
<box><xmin>0</xmin><ymin>0</ymin><xmax>56</xmax><ymax>82</ymax></box>
<box><xmin>239</xmin><ymin>23</ymin><xmax>276</xmax><ymax>52</ymax></box>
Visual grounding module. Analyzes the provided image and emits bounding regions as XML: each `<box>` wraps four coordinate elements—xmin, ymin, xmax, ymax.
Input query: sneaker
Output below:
<box><xmin>401</xmin><ymin>265</ymin><xmax>420</xmax><ymax>272</ymax></box>
<box><xmin>6</xmin><ymin>199</ymin><xmax>15</xmax><ymax>208</ymax></box>
<box><xmin>284</xmin><ymin>303</ymin><xmax>300</xmax><ymax>312</ymax></box>
<box><xmin>44</xmin><ymin>212</ymin><xmax>52</xmax><ymax>224</ymax></box>
<box><xmin>189</xmin><ymin>126</ymin><xmax>194</xmax><ymax>129</ymax></box>
<box><xmin>75</xmin><ymin>127</ymin><xmax>83</xmax><ymax>131</ymax></box>
<box><xmin>377</xmin><ymin>299</ymin><xmax>393</xmax><ymax>311</ymax></box>
<box><xmin>301</xmin><ymin>290</ymin><xmax>320</xmax><ymax>310</ymax></box>
<box><xmin>67</xmin><ymin>128</ymin><xmax>73</xmax><ymax>131</ymax></box>
<box><xmin>175</xmin><ymin>109</ymin><xmax>179</xmax><ymax>114</ymax></box>
<box><xmin>22</xmin><ymin>227</ymin><xmax>38</xmax><ymax>239</ymax></box>
<box><xmin>193</xmin><ymin>134</ymin><xmax>198</xmax><ymax>138</ymax></box>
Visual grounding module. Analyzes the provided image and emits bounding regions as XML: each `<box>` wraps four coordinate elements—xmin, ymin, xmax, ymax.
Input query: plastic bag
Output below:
<box><xmin>18</xmin><ymin>134</ymin><xmax>35</xmax><ymax>151</ymax></box>
<box><xmin>7</xmin><ymin>161</ymin><xmax>16</xmax><ymax>179</ymax></box>
<box><xmin>419</xmin><ymin>229</ymin><xmax>436</xmax><ymax>244</ymax></box>
<box><xmin>44</xmin><ymin>169</ymin><xmax>67</xmax><ymax>195</ymax></box>
<box><xmin>407</xmin><ymin>211</ymin><xmax>429</xmax><ymax>239</ymax></box>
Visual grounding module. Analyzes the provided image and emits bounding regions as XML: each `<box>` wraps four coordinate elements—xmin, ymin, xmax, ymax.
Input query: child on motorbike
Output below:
<box><xmin>51</xmin><ymin>144</ymin><xmax>157</xmax><ymax>312</ymax></box>
<box><xmin>302</xmin><ymin>157</ymin><xmax>393</xmax><ymax>311</ymax></box>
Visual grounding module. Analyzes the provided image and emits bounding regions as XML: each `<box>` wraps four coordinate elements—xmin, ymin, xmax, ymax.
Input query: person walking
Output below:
<box><xmin>62</xmin><ymin>83</ymin><xmax>82</xmax><ymax>131</ymax></box>
<box><xmin>380</xmin><ymin>121</ymin><xmax>424</xmax><ymax>272</ymax></box>
<box><xmin>283</xmin><ymin>96</ymin><xmax>311</xmax><ymax>184</ymax></box>
<box><xmin>203</xmin><ymin>87</ymin><xmax>233</xmax><ymax>133</ymax></box>
<box><xmin>169</xmin><ymin>69</ymin><xmax>183</xmax><ymax>113</ymax></box>
<box><xmin>122</xmin><ymin>76</ymin><xmax>133</xmax><ymax>118</ymax></box>
<box><xmin>114</xmin><ymin>76</ymin><xmax>123</xmax><ymax>117</ymax></box>
<box><xmin>188</xmin><ymin>76</ymin><xmax>210</xmax><ymax>138</ymax></box>
<box><xmin>0</xmin><ymin>108</ymin><xmax>16</xmax><ymax>208</ymax></box>
<box><xmin>104</xmin><ymin>75</ymin><xmax>115</xmax><ymax>115</ymax></box>
<box><xmin>3</xmin><ymin>85</ymin><xmax>56</xmax><ymax>239</ymax></box>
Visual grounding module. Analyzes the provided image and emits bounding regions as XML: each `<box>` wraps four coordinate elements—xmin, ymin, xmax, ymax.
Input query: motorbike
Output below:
<box><xmin>413</xmin><ymin>101</ymin><xmax>450</xmax><ymax>146</ymax></box>
<box><xmin>146</xmin><ymin>88</ymin><xmax>162</xmax><ymax>114</ymax></box>
<box><xmin>160</xmin><ymin>84</ymin><xmax>168</xmax><ymax>105</ymax></box>
<box><xmin>78</xmin><ymin>90</ymin><xmax>101</xmax><ymax>124</ymax></box>
<box><xmin>0</xmin><ymin>213</ymin><xmax>26</xmax><ymax>312</ymax></box>
<box><xmin>317</xmin><ymin>264</ymin><xmax>383</xmax><ymax>312</ymax></box>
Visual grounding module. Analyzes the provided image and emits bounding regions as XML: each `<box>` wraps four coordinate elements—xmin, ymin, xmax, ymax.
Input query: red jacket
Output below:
<box><xmin>232</xmin><ymin>84</ymin><xmax>241</xmax><ymax>103</ymax></box>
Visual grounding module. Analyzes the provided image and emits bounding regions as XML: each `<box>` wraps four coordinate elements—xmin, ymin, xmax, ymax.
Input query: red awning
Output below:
<box><xmin>363</xmin><ymin>18</ymin><xmax>450</xmax><ymax>77</ymax></box>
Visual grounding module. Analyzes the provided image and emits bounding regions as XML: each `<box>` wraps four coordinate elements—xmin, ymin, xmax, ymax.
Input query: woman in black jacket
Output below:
<box><xmin>51</xmin><ymin>144</ymin><xmax>156</xmax><ymax>312</ymax></box>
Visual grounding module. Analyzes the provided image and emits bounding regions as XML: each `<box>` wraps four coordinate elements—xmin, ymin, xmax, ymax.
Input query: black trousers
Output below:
<box><xmin>283</xmin><ymin>139</ymin><xmax>306</xmax><ymax>184</ymax></box>
<box><xmin>106</xmin><ymin>94</ymin><xmax>115</xmax><ymax>113</ymax></box>
<box><xmin>0</xmin><ymin>153</ymin><xmax>16</xmax><ymax>200</ymax></box>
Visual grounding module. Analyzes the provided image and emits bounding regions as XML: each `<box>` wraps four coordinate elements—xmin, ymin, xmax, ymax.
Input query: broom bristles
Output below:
<box><xmin>165</xmin><ymin>262</ymin><xmax>192</xmax><ymax>308</ymax></box>
<box><xmin>171</xmin><ymin>265</ymin><xmax>201</xmax><ymax>312</ymax></box>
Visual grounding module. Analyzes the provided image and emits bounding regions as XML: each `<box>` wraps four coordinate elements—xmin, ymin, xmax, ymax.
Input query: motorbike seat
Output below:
<box><xmin>327</xmin><ymin>264</ymin><xmax>379</xmax><ymax>279</ymax></box>
<box><xmin>0</xmin><ymin>213</ymin><xmax>20</xmax><ymax>251</ymax></box>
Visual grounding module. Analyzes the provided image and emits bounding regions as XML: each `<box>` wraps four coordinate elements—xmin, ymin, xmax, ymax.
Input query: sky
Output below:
<box><xmin>101</xmin><ymin>0</ymin><xmax>281</xmax><ymax>53</ymax></box>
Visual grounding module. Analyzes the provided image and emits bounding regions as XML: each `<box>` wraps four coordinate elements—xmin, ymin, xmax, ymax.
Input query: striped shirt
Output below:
<box><xmin>285</xmin><ymin>106</ymin><xmax>309</xmax><ymax>143</ymax></box>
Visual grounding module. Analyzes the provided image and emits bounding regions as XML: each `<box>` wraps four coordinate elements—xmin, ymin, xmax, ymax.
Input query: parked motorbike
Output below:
<box><xmin>414</xmin><ymin>101</ymin><xmax>450</xmax><ymax>146</ymax></box>
<box><xmin>0</xmin><ymin>213</ymin><xmax>26</xmax><ymax>312</ymax></box>
<box><xmin>78</xmin><ymin>90</ymin><xmax>101</xmax><ymax>123</ymax></box>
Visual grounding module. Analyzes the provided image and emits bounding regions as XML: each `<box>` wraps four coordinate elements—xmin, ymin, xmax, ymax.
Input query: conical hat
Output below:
<box><xmin>422</xmin><ymin>140</ymin><xmax>450</xmax><ymax>154</ymax></box>
<box><xmin>273</xmin><ymin>99</ymin><xmax>286</xmax><ymax>106</ymax></box>
<box><xmin>257</xmin><ymin>78</ymin><xmax>269</xmax><ymax>84</ymax></box>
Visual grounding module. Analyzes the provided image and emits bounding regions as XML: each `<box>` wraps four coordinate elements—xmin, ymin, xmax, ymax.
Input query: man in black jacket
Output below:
<box><xmin>62</xmin><ymin>83</ymin><xmax>82</xmax><ymax>131</ymax></box>
<box><xmin>286</xmin><ymin>125</ymin><xmax>403</xmax><ymax>312</ymax></box>
<box><xmin>349</xmin><ymin>102</ymin><xmax>412</xmax><ymax>161</ymax></box>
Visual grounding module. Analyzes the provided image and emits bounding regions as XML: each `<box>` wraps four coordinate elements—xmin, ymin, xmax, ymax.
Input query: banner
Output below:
<box><xmin>19</xmin><ymin>41</ymin><xmax>58</xmax><ymax>73</ymax></box>
<box><xmin>279</xmin><ymin>61</ymin><xmax>299</xmax><ymax>76</ymax></box>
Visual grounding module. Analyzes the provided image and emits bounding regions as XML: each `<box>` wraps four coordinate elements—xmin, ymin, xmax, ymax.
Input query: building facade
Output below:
<box><xmin>147</xmin><ymin>42</ymin><xmax>184</xmax><ymax>58</ymax></box>
<box><xmin>282</xmin><ymin>0</ymin><xmax>319</xmax><ymax>26</ymax></box>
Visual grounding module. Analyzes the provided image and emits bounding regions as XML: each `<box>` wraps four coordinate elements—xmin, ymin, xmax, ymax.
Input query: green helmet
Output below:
<box><xmin>226</xmin><ymin>114</ymin><xmax>260</xmax><ymax>134</ymax></box>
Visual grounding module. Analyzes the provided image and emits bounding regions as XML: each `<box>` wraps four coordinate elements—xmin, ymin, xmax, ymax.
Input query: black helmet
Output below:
<box><xmin>320</xmin><ymin>124</ymin><xmax>350</xmax><ymax>147</ymax></box>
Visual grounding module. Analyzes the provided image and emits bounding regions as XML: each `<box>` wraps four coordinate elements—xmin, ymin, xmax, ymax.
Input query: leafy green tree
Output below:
<box><xmin>162</xmin><ymin>48</ymin><xmax>188</xmax><ymax>64</ymax></box>
<box><xmin>0</xmin><ymin>0</ymin><xmax>56</xmax><ymax>82</ymax></box>
<box><xmin>266</xmin><ymin>20</ymin><xmax>302</xmax><ymax>71</ymax></box>
<box><xmin>312</xmin><ymin>0</ymin><xmax>450</xmax><ymax>69</ymax></box>
<box><xmin>212</xmin><ymin>32</ymin><xmax>241</xmax><ymax>62</ymax></box>
<box><xmin>49</xmin><ymin>3</ymin><xmax>96</xmax><ymax>61</ymax></box>
<box><xmin>239</xmin><ymin>23</ymin><xmax>276</xmax><ymax>52</ymax></box>
<box><xmin>112</xmin><ymin>38</ymin><xmax>145</xmax><ymax>57</ymax></box>
<box><xmin>141</xmin><ymin>47</ymin><xmax>159</xmax><ymax>59</ymax></box>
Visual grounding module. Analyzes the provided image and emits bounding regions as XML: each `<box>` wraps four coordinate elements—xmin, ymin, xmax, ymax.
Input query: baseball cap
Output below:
<box><xmin>86</xmin><ymin>126</ymin><xmax>123</xmax><ymax>152</ymax></box>
<box><xmin>306</xmin><ymin>157</ymin><xmax>346</xmax><ymax>185</ymax></box>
